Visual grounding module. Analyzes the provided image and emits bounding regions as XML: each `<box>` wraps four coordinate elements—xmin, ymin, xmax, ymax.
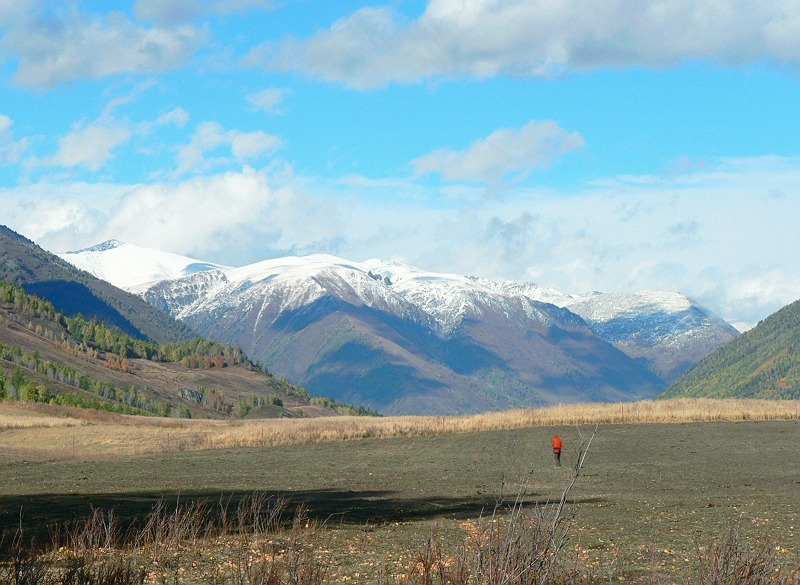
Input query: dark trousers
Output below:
<box><xmin>554</xmin><ymin>450</ymin><xmax>561</xmax><ymax>466</ymax></box>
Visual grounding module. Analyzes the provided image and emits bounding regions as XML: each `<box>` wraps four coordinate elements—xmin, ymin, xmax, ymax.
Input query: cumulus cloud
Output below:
<box><xmin>175</xmin><ymin>121</ymin><xmax>282</xmax><ymax>176</ymax></box>
<box><xmin>43</xmin><ymin>122</ymin><xmax>132</xmax><ymax>171</ymax></box>
<box><xmin>250</xmin><ymin>0</ymin><xmax>800</xmax><ymax>87</ymax></box>
<box><xmin>0</xmin><ymin>5</ymin><xmax>204</xmax><ymax>89</ymax></box>
<box><xmin>100</xmin><ymin>168</ymin><xmax>276</xmax><ymax>257</ymax></box>
<box><xmin>412</xmin><ymin>119</ymin><xmax>584</xmax><ymax>184</ymax></box>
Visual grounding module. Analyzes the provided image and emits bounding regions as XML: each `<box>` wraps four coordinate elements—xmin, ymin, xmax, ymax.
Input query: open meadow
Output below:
<box><xmin>0</xmin><ymin>398</ymin><xmax>798</xmax><ymax>583</ymax></box>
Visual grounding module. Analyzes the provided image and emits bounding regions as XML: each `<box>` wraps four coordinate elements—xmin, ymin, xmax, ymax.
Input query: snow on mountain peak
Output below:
<box><xmin>59</xmin><ymin>242</ymin><xmax>730</xmax><ymax>344</ymax></box>
<box><xmin>59</xmin><ymin>241</ymin><xmax>229</xmax><ymax>291</ymax></box>
<box><xmin>68</xmin><ymin>239</ymin><xmax>124</xmax><ymax>253</ymax></box>
<box><xmin>566</xmin><ymin>289</ymin><xmax>695</xmax><ymax>323</ymax></box>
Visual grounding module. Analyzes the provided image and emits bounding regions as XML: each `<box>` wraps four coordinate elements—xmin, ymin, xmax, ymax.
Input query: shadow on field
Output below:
<box><xmin>0</xmin><ymin>489</ymin><xmax>608</xmax><ymax>550</ymax></box>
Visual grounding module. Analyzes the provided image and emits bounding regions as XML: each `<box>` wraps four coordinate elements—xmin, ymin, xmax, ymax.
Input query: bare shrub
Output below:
<box><xmin>694</xmin><ymin>519</ymin><xmax>800</xmax><ymax>585</ymax></box>
<box><xmin>6</xmin><ymin>494</ymin><xmax>329</xmax><ymax>585</ymax></box>
<box><xmin>57</xmin><ymin>554</ymin><xmax>147</xmax><ymax>585</ymax></box>
<box><xmin>49</xmin><ymin>508</ymin><xmax>118</xmax><ymax>554</ymax></box>
<box><xmin>130</xmin><ymin>497</ymin><xmax>215</xmax><ymax>558</ymax></box>
<box><xmin>0</xmin><ymin>539</ymin><xmax>47</xmax><ymax>585</ymax></box>
<box><xmin>236</xmin><ymin>493</ymin><xmax>286</xmax><ymax>537</ymax></box>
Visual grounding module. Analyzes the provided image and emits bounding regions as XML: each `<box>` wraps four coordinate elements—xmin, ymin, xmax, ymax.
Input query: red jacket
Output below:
<box><xmin>552</xmin><ymin>435</ymin><xmax>563</xmax><ymax>453</ymax></box>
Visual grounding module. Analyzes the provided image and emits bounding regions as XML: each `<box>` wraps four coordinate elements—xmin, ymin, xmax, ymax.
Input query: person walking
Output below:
<box><xmin>552</xmin><ymin>434</ymin><xmax>563</xmax><ymax>467</ymax></box>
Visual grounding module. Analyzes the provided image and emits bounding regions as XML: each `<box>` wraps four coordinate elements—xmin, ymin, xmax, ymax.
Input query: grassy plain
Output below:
<box><xmin>0</xmin><ymin>399</ymin><xmax>798</xmax><ymax>582</ymax></box>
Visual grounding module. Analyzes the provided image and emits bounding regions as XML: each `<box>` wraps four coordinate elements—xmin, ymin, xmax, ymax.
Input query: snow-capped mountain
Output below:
<box><xmin>59</xmin><ymin>240</ymin><xmax>228</xmax><ymax>291</ymax></box>
<box><xmin>58</xmin><ymin>241</ymin><xmax>737</xmax><ymax>414</ymax></box>
<box><xmin>476</xmin><ymin>284</ymin><xmax>739</xmax><ymax>382</ymax></box>
<box><xmin>562</xmin><ymin>290</ymin><xmax>739</xmax><ymax>380</ymax></box>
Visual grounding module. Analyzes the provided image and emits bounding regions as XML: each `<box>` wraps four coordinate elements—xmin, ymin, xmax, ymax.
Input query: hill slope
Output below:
<box><xmin>0</xmin><ymin>226</ymin><xmax>193</xmax><ymax>344</ymax></box>
<box><xmin>662</xmin><ymin>298</ymin><xmax>800</xmax><ymax>399</ymax></box>
<box><xmin>0</xmin><ymin>280</ymin><xmax>359</xmax><ymax>419</ymax></box>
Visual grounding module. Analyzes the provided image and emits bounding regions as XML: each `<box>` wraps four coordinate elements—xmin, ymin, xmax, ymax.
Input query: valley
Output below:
<box><xmin>0</xmin><ymin>400</ymin><xmax>797</xmax><ymax>583</ymax></box>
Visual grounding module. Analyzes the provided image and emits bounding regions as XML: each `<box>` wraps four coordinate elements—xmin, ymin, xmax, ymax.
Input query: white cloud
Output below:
<box><xmin>44</xmin><ymin>122</ymin><xmax>132</xmax><ymax>171</ymax></box>
<box><xmin>0</xmin><ymin>0</ymin><xmax>36</xmax><ymax>26</ymax></box>
<box><xmin>246</xmin><ymin>88</ymin><xmax>289</xmax><ymax>115</ymax></box>
<box><xmin>134</xmin><ymin>0</ymin><xmax>273</xmax><ymax>23</ymax></box>
<box><xmin>0</xmin><ymin>181</ymin><xmax>127</xmax><ymax>251</ymax></box>
<box><xmin>251</xmin><ymin>0</ymin><xmax>800</xmax><ymax>87</ymax></box>
<box><xmin>0</xmin><ymin>114</ymin><xmax>29</xmax><ymax>163</ymax></box>
<box><xmin>1</xmin><ymin>6</ymin><xmax>204</xmax><ymax>89</ymax></box>
<box><xmin>155</xmin><ymin>108</ymin><xmax>190</xmax><ymax>128</ymax></box>
<box><xmin>175</xmin><ymin>121</ymin><xmax>281</xmax><ymax>176</ymax></box>
<box><xmin>230</xmin><ymin>131</ymin><xmax>281</xmax><ymax>159</ymax></box>
<box><xmin>412</xmin><ymin>119</ymin><xmax>584</xmax><ymax>184</ymax></box>
<box><xmin>136</xmin><ymin>107</ymin><xmax>190</xmax><ymax>139</ymax></box>
<box><xmin>101</xmin><ymin>168</ymin><xmax>278</xmax><ymax>257</ymax></box>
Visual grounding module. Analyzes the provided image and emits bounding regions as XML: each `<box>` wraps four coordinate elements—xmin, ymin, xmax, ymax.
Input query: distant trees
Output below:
<box><xmin>309</xmin><ymin>396</ymin><xmax>380</xmax><ymax>416</ymax></box>
<box><xmin>0</xmin><ymin>339</ymin><xmax>170</xmax><ymax>416</ymax></box>
<box><xmin>0</xmin><ymin>279</ymin><xmax>315</xmax><ymax>419</ymax></box>
<box><xmin>0</xmin><ymin>279</ymin><xmax>248</xmax><ymax>374</ymax></box>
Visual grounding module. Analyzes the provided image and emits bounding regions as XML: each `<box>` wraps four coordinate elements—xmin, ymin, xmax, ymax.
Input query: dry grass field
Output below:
<box><xmin>0</xmin><ymin>397</ymin><xmax>797</xmax><ymax>459</ymax></box>
<box><xmin>0</xmin><ymin>398</ymin><xmax>798</xmax><ymax>583</ymax></box>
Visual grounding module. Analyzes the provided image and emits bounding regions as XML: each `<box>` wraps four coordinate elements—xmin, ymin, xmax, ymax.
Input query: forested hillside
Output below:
<box><xmin>0</xmin><ymin>280</ymin><xmax>372</xmax><ymax>419</ymax></box>
<box><xmin>0</xmin><ymin>225</ymin><xmax>193</xmax><ymax>344</ymax></box>
<box><xmin>662</xmin><ymin>298</ymin><xmax>800</xmax><ymax>399</ymax></box>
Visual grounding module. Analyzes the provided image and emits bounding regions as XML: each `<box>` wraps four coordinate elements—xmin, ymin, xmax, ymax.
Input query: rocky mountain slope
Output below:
<box><xmin>141</xmin><ymin>256</ymin><xmax>664</xmax><ymax>414</ymax></box>
<box><xmin>560</xmin><ymin>290</ymin><xmax>739</xmax><ymax>381</ymax></box>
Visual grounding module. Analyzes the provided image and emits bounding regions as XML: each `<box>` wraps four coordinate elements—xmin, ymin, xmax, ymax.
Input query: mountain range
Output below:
<box><xmin>59</xmin><ymin>240</ymin><xmax>739</xmax><ymax>415</ymax></box>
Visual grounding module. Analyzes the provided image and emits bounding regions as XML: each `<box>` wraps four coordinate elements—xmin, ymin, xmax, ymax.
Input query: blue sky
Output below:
<box><xmin>1</xmin><ymin>0</ymin><xmax>800</xmax><ymax>330</ymax></box>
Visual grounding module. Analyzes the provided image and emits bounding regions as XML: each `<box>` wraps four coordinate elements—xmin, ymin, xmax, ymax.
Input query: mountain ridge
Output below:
<box><xmin>57</xmin><ymin>241</ymin><xmax>739</xmax><ymax>415</ymax></box>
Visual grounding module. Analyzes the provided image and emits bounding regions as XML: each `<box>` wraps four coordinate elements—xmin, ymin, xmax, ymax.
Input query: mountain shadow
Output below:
<box><xmin>0</xmin><ymin>225</ymin><xmax>193</xmax><ymax>344</ymax></box>
<box><xmin>305</xmin><ymin>340</ymin><xmax>447</xmax><ymax>408</ymax></box>
<box><xmin>25</xmin><ymin>280</ymin><xmax>145</xmax><ymax>339</ymax></box>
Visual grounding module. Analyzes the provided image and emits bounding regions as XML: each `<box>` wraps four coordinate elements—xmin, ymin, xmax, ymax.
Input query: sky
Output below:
<box><xmin>1</xmin><ymin>1</ymin><xmax>800</xmax><ymax>331</ymax></box>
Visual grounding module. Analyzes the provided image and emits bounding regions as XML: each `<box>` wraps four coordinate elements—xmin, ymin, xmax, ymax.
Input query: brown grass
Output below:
<box><xmin>0</xmin><ymin>397</ymin><xmax>797</xmax><ymax>460</ymax></box>
<box><xmin>0</xmin><ymin>401</ymin><xmax>90</xmax><ymax>429</ymax></box>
